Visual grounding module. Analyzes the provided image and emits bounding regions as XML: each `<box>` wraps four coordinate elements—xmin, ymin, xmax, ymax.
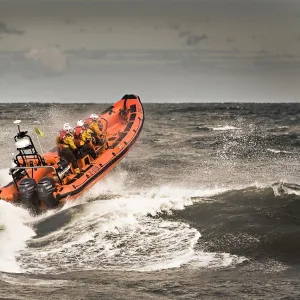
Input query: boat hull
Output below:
<box><xmin>0</xmin><ymin>94</ymin><xmax>144</xmax><ymax>211</ymax></box>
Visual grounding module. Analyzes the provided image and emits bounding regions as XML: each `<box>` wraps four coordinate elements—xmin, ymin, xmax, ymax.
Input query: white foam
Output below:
<box><xmin>0</xmin><ymin>168</ymin><xmax>12</xmax><ymax>186</ymax></box>
<box><xmin>267</xmin><ymin>148</ymin><xmax>292</xmax><ymax>154</ymax></box>
<box><xmin>18</xmin><ymin>185</ymin><xmax>243</xmax><ymax>274</ymax></box>
<box><xmin>0</xmin><ymin>163</ymin><xmax>247</xmax><ymax>275</ymax></box>
<box><xmin>77</xmin><ymin>168</ymin><xmax>128</xmax><ymax>202</ymax></box>
<box><xmin>0</xmin><ymin>273</ymin><xmax>71</xmax><ymax>287</ymax></box>
<box><xmin>272</xmin><ymin>183</ymin><xmax>300</xmax><ymax>196</ymax></box>
<box><xmin>0</xmin><ymin>201</ymin><xmax>35</xmax><ymax>273</ymax></box>
<box><xmin>212</xmin><ymin>125</ymin><xmax>241</xmax><ymax>131</ymax></box>
<box><xmin>29</xmin><ymin>169</ymin><xmax>129</xmax><ymax>224</ymax></box>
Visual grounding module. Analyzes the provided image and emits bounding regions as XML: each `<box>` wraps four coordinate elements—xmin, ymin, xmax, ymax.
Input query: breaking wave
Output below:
<box><xmin>0</xmin><ymin>201</ymin><xmax>35</xmax><ymax>273</ymax></box>
<box><xmin>212</xmin><ymin>125</ymin><xmax>242</xmax><ymax>131</ymax></box>
<box><xmin>267</xmin><ymin>148</ymin><xmax>293</xmax><ymax>154</ymax></box>
<box><xmin>11</xmin><ymin>178</ymin><xmax>243</xmax><ymax>273</ymax></box>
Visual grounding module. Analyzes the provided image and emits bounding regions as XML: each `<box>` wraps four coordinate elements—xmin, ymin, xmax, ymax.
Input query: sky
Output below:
<box><xmin>0</xmin><ymin>0</ymin><xmax>299</xmax><ymax>103</ymax></box>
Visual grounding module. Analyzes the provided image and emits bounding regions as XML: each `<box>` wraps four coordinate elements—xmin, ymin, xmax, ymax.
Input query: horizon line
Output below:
<box><xmin>0</xmin><ymin>101</ymin><xmax>299</xmax><ymax>104</ymax></box>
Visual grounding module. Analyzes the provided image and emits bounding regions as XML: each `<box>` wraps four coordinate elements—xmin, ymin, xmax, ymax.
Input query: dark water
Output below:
<box><xmin>1</xmin><ymin>103</ymin><xmax>300</xmax><ymax>299</ymax></box>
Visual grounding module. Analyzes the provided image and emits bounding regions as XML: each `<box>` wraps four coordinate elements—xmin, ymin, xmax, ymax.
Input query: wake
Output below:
<box><xmin>0</xmin><ymin>168</ymin><xmax>245</xmax><ymax>274</ymax></box>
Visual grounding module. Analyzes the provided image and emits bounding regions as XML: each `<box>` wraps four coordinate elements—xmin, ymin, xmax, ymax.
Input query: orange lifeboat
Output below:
<box><xmin>0</xmin><ymin>94</ymin><xmax>144</xmax><ymax>212</ymax></box>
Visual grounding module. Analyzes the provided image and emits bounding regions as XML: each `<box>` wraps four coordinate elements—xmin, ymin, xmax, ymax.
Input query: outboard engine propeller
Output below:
<box><xmin>37</xmin><ymin>177</ymin><xmax>58</xmax><ymax>208</ymax></box>
<box><xmin>19</xmin><ymin>178</ymin><xmax>39</xmax><ymax>213</ymax></box>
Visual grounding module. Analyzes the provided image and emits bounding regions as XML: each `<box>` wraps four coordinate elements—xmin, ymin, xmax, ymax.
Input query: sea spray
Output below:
<box><xmin>0</xmin><ymin>201</ymin><xmax>35</xmax><ymax>273</ymax></box>
<box><xmin>18</xmin><ymin>185</ymin><xmax>241</xmax><ymax>273</ymax></box>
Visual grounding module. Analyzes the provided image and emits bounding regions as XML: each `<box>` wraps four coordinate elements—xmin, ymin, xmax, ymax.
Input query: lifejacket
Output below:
<box><xmin>84</xmin><ymin>118</ymin><xmax>93</xmax><ymax>127</ymax></box>
<box><xmin>73</xmin><ymin>126</ymin><xmax>84</xmax><ymax>147</ymax></box>
<box><xmin>58</xmin><ymin>130</ymin><xmax>67</xmax><ymax>151</ymax></box>
<box><xmin>59</xmin><ymin>130</ymin><xmax>67</xmax><ymax>143</ymax></box>
<box><xmin>85</xmin><ymin>117</ymin><xmax>103</xmax><ymax>137</ymax></box>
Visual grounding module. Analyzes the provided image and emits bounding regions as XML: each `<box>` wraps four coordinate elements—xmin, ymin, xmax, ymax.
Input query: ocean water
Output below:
<box><xmin>0</xmin><ymin>102</ymin><xmax>300</xmax><ymax>299</ymax></box>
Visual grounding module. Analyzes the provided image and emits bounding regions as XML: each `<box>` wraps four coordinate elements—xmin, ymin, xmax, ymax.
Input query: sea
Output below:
<box><xmin>0</xmin><ymin>102</ymin><xmax>300</xmax><ymax>299</ymax></box>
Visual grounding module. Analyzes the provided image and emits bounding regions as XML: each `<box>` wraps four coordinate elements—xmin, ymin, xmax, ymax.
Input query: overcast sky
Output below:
<box><xmin>0</xmin><ymin>0</ymin><xmax>299</xmax><ymax>102</ymax></box>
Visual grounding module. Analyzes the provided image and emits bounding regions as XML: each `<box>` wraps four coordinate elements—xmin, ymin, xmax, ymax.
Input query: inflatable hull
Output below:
<box><xmin>0</xmin><ymin>94</ymin><xmax>144</xmax><ymax>211</ymax></box>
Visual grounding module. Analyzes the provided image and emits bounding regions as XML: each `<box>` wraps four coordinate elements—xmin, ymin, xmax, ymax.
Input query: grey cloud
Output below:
<box><xmin>0</xmin><ymin>20</ymin><xmax>24</xmax><ymax>35</ymax></box>
<box><xmin>186</xmin><ymin>34</ymin><xmax>208</xmax><ymax>46</ymax></box>
<box><xmin>226</xmin><ymin>37</ymin><xmax>234</xmax><ymax>43</ymax></box>
<box><xmin>24</xmin><ymin>46</ymin><xmax>67</xmax><ymax>76</ymax></box>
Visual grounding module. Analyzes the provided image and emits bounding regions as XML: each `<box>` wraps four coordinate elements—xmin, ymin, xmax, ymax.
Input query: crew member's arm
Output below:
<box><xmin>91</xmin><ymin>122</ymin><xmax>101</xmax><ymax>136</ymax></box>
<box><xmin>65</xmin><ymin>136</ymin><xmax>77</xmax><ymax>150</ymax></box>
<box><xmin>82</xmin><ymin>130</ymin><xmax>92</xmax><ymax>143</ymax></box>
<box><xmin>86</xmin><ymin>128</ymin><xmax>94</xmax><ymax>136</ymax></box>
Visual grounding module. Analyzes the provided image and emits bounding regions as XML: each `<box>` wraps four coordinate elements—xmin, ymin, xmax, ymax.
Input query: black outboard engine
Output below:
<box><xmin>37</xmin><ymin>177</ymin><xmax>58</xmax><ymax>208</ymax></box>
<box><xmin>19</xmin><ymin>178</ymin><xmax>39</xmax><ymax>212</ymax></box>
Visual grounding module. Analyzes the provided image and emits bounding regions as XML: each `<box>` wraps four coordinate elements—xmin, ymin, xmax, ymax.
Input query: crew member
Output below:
<box><xmin>74</xmin><ymin>120</ymin><xmax>97</xmax><ymax>159</ymax></box>
<box><xmin>56</xmin><ymin>123</ymin><xmax>81</xmax><ymax>174</ymax></box>
<box><xmin>85</xmin><ymin>113</ymin><xmax>104</xmax><ymax>146</ymax></box>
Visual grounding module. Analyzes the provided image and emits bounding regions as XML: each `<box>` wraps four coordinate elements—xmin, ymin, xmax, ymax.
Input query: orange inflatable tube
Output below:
<box><xmin>0</xmin><ymin>94</ymin><xmax>144</xmax><ymax>212</ymax></box>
